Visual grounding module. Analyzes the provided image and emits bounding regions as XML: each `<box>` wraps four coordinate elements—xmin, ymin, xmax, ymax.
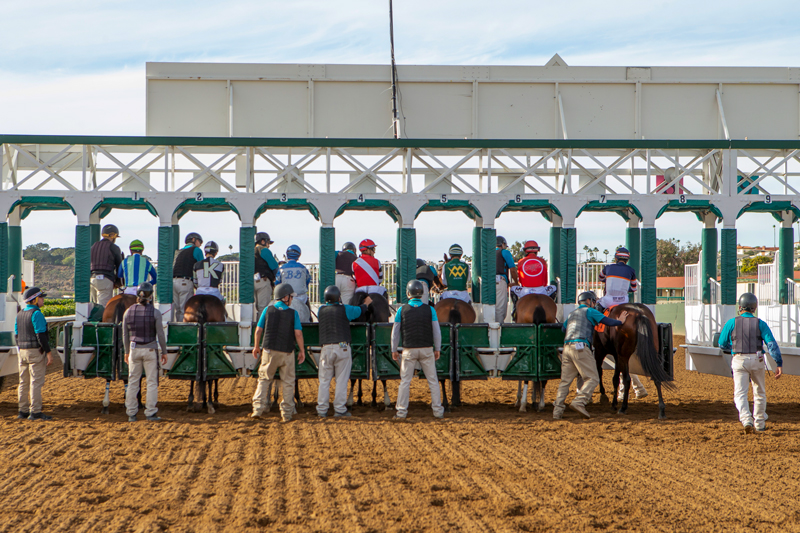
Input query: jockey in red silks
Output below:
<box><xmin>596</xmin><ymin>247</ymin><xmax>638</xmax><ymax>311</ymax></box>
<box><xmin>353</xmin><ymin>239</ymin><xmax>387</xmax><ymax>298</ymax></box>
<box><xmin>510</xmin><ymin>240</ymin><xmax>557</xmax><ymax>319</ymax></box>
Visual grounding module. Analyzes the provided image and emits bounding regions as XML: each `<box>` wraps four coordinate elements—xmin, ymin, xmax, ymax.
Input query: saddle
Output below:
<box><xmin>594</xmin><ymin>308</ymin><xmax>612</xmax><ymax>333</ymax></box>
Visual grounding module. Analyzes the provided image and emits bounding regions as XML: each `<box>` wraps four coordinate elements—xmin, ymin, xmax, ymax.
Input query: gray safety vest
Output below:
<box><xmin>731</xmin><ymin>316</ymin><xmax>762</xmax><ymax>354</ymax></box>
<box><xmin>565</xmin><ymin>307</ymin><xmax>595</xmax><ymax>344</ymax></box>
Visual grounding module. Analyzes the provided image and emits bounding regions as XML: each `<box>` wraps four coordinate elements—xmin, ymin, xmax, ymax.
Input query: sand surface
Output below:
<box><xmin>1</xmin><ymin>336</ymin><xmax>799</xmax><ymax>533</ymax></box>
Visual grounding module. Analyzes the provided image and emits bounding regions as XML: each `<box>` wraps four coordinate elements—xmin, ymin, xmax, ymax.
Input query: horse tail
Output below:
<box><xmin>531</xmin><ymin>304</ymin><xmax>546</xmax><ymax>325</ymax></box>
<box><xmin>635</xmin><ymin>313</ymin><xmax>675</xmax><ymax>390</ymax></box>
<box><xmin>448</xmin><ymin>305</ymin><xmax>461</xmax><ymax>325</ymax></box>
<box><xmin>113</xmin><ymin>298</ymin><xmax>125</xmax><ymax>324</ymax></box>
<box><xmin>184</xmin><ymin>297</ymin><xmax>208</xmax><ymax>324</ymax></box>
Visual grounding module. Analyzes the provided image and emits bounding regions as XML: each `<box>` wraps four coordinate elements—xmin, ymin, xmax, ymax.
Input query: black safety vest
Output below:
<box><xmin>318</xmin><ymin>304</ymin><xmax>351</xmax><ymax>345</ymax></box>
<box><xmin>416</xmin><ymin>263</ymin><xmax>435</xmax><ymax>284</ymax></box>
<box><xmin>496</xmin><ymin>249</ymin><xmax>508</xmax><ymax>277</ymax></box>
<box><xmin>173</xmin><ymin>247</ymin><xmax>196</xmax><ymax>278</ymax></box>
<box><xmin>335</xmin><ymin>252</ymin><xmax>356</xmax><ymax>276</ymax></box>
<box><xmin>400</xmin><ymin>304</ymin><xmax>434</xmax><ymax>349</ymax></box>
<box><xmin>254</xmin><ymin>246</ymin><xmax>276</xmax><ymax>282</ymax></box>
<box><xmin>16</xmin><ymin>309</ymin><xmax>40</xmax><ymax>349</ymax></box>
<box><xmin>565</xmin><ymin>307</ymin><xmax>595</xmax><ymax>343</ymax></box>
<box><xmin>732</xmin><ymin>316</ymin><xmax>762</xmax><ymax>354</ymax></box>
<box><xmin>263</xmin><ymin>306</ymin><xmax>297</xmax><ymax>353</ymax></box>
<box><xmin>126</xmin><ymin>303</ymin><xmax>157</xmax><ymax>344</ymax></box>
<box><xmin>90</xmin><ymin>239</ymin><xmax>118</xmax><ymax>276</ymax></box>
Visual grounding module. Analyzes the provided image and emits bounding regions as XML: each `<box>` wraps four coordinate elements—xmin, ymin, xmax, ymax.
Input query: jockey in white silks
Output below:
<box><xmin>193</xmin><ymin>241</ymin><xmax>225</xmax><ymax>301</ymax></box>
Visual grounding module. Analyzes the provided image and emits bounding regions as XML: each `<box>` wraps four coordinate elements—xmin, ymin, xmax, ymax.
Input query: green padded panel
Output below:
<box><xmin>349</xmin><ymin>324</ymin><xmax>370</xmax><ymax>380</ymax></box>
<box><xmin>456</xmin><ymin>324</ymin><xmax>490</xmax><ymax>380</ymax></box>
<box><xmin>166</xmin><ymin>323</ymin><xmax>201</xmax><ymax>380</ymax></box>
<box><xmin>372</xmin><ymin>323</ymin><xmax>400</xmax><ymax>380</ymax></box>
<box><xmin>82</xmin><ymin>323</ymin><xmax>117</xmax><ymax>380</ymax></box>
<box><xmin>500</xmin><ymin>325</ymin><xmax>537</xmax><ymax>380</ymax></box>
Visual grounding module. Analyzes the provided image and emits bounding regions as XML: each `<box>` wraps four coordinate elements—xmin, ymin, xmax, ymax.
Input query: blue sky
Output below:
<box><xmin>3</xmin><ymin>0</ymin><xmax>800</xmax><ymax>261</ymax></box>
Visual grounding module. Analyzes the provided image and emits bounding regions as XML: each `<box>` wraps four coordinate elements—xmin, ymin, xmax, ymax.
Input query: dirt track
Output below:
<box><xmin>1</xmin><ymin>336</ymin><xmax>800</xmax><ymax>533</ymax></box>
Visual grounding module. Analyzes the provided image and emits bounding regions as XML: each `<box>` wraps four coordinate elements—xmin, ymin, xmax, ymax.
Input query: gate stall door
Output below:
<box><xmin>166</xmin><ymin>323</ymin><xmax>202</xmax><ymax>380</ymax></box>
<box><xmin>349</xmin><ymin>323</ymin><xmax>370</xmax><ymax>380</ymax></box>
<box><xmin>455</xmin><ymin>324</ymin><xmax>490</xmax><ymax>380</ymax></box>
<box><xmin>82</xmin><ymin>323</ymin><xmax>118</xmax><ymax>380</ymax></box>
<box><xmin>294</xmin><ymin>323</ymin><xmax>320</xmax><ymax>379</ymax></box>
<box><xmin>417</xmin><ymin>323</ymin><xmax>453</xmax><ymax>381</ymax></box>
<box><xmin>658</xmin><ymin>322</ymin><xmax>674</xmax><ymax>379</ymax></box>
<box><xmin>204</xmin><ymin>322</ymin><xmax>240</xmax><ymax>380</ymax></box>
<box><xmin>372</xmin><ymin>323</ymin><xmax>400</xmax><ymax>380</ymax></box>
<box><xmin>499</xmin><ymin>324</ymin><xmax>537</xmax><ymax>380</ymax></box>
<box><xmin>537</xmin><ymin>324</ymin><xmax>564</xmax><ymax>381</ymax></box>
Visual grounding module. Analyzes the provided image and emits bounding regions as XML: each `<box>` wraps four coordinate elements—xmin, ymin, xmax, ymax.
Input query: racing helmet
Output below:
<box><xmin>342</xmin><ymin>242</ymin><xmax>357</xmax><ymax>253</ymax></box>
<box><xmin>137</xmin><ymin>282</ymin><xmax>154</xmax><ymax>301</ymax></box>
<box><xmin>286</xmin><ymin>244</ymin><xmax>302</xmax><ymax>260</ymax></box>
<box><xmin>578</xmin><ymin>291</ymin><xmax>598</xmax><ymax>305</ymax></box>
<box><xmin>255</xmin><ymin>232</ymin><xmax>273</xmax><ymax>245</ymax></box>
<box><xmin>496</xmin><ymin>235</ymin><xmax>508</xmax><ymax>247</ymax></box>
<box><xmin>204</xmin><ymin>241</ymin><xmax>219</xmax><ymax>255</ymax></box>
<box><xmin>185</xmin><ymin>232</ymin><xmax>203</xmax><ymax>245</ymax></box>
<box><xmin>524</xmin><ymin>240</ymin><xmax>540</xmax><ymax>253</ymax></box>
<box><xmin>129</xmin><ymin>239</ymin><xmax>144</xmax><ymax>252</ymax></box>
<box><xmin>101</xmin><ymin>224</ymin><xmax>120</xmax><ymax>238</ymax></box>
<box><xmin>323</xmin><ymin>285</ymin><xmax>341</xmax><ymax>303</ymax></box>
<box><xmin>406</xmin><ymin>280</ymin><xmax>425</xmax><ymax>298</ymax></box>
<box><xmin>359</xmin><ymin>239</ymin><xmax>376</xmax><ymax>252</ymax></box>
<box><xmin>614</xmin><ymin>247</ymin><xmax>630</xmax><ymax>262</ymax></box>
<box><xmin>448</xmin><ymin>244</ymin><xmax>463</xmax><ymax>256</ymax></box>
<box><xmin>274</xmin><ymin>283</ymin><xmax>295</xmax><ymax>301</ymax></box>
<box><xmin>738</xmin><ymin>292</ymin><xmax>758</xmax><ymax>312</ymax></box>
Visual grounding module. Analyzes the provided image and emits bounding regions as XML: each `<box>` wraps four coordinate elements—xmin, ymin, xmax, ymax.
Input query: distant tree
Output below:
<box><xmin>509</xmin><ymin>241</ymin><xmax>524</xmax><ymax>261</ymax></box>
<box><xmin>603</xmin><ymin>249</ymin><xmax>610</xmax><ymax>262</ymax></box>
<box><xmin>741</xmin><ymin>255</ymin><xmax>774</xmax><ymax>274</ymax></box>
<box><xmin>217</xmin><ymin>253</ymin><xmax>240</xmax><ymax>262</ymax></box>
<box><xmin>656</xmin><ymin>238</ymin><xmax>701</xmax><ymax>277</ymax></box>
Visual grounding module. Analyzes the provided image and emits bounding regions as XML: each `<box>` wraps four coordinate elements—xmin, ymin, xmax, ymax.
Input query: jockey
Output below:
<box><xmin>118</xmin><ymin>240</ymin><xmax>157</xmax><ymax>296</ymax></box>
<box><xmin>276</xmin><ymin>245</ymin><xmax>312</xmax><ymax>322</ymax></box>
<box><xmin>193</xmin><ymin>241</ymin><xmax>225</xmax><ymax>301</ymax></box>
<box><xmin>596</xmin><ymin>247</ymin><xmax>638</xmax><ymax>312</ymax></box>
<box><xmin>353</xmin><ymin>239</ymin><xmax>387</xmax><ymax>298</ymax></box>
<box><xmin>335</xmin><ymin>242</ymin><xmax>358</xmax><ymax>305</ymax></box>
<box><xmin>440</xmin><ymin>244</ymin><xmax>471</xmax><ymax>303</ymax></box>
<box><xmin>415</xmin><ymin>258</ymin><xmax>439</xmax><ymax>305</ymax></box>
<box><xmin>510</xmin><ymin>240</ymin><xmax>557</xmax><ymax>320</ymax></box>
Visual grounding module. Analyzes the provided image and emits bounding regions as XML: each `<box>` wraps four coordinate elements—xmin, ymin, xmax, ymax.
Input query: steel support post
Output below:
<box><xmin>396</xmin><ymin>228</ymin><xmax>416</xmax><ymax>304</ymax></box>
<box><xmin>157</xmin><ymin>225</ymin><xmax>174</xmax><ymax>305</ymax></box>
<box><xmin>74</xmin><ymin>225</ymin><xmax>91</xmax><ymax>303</ymax></box>
<box><xmin>239</xmin><ymin>226</ymin><xmax>255</xmax><ymax>305</ymax></box>
<box><xmin>779</xmin><ymin>226</ymin><xmax>794</xmax><ymax>304</ymax></box>
<box><xmin>480</xmin><ymin>227</ymin><xmax>496</xmax><ymax>305</ymax></box>
<box><xmin>701</xmin><ymin>227</ymin><xmax>718</xmax><ymax>304</ymax></box>
<box><xmin>720</xmin><ymin>227</ymin><xmax>737</xmax><ymax>305</ymax></box>
<box><xmin>471</xmin><ymin>225</ymin><xmax>482</xmax><ymax>303</ymax></box>
<box><xmin>0</xmin><ymin>222</ymin><xmax>7</xmax><ymax>293</ymax></box>
<box><xmin>319</xmin><ymin>226</ymin><xmax>336</xmax><ymax>294</ymax></box>
<box><xmin>559</xmin><ymin>227</ymin><xmax>576</xmax><ymax>304</ymax></box>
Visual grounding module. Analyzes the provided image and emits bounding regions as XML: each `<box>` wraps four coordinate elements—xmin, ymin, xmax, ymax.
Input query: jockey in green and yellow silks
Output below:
<box><xmin>439</xmin><ymin>244</ymin><xmax>471</xmax><ymax>303</ymax></box>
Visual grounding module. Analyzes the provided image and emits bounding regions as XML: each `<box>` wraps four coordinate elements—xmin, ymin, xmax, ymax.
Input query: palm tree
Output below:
<box><xmin>603</xmin><ymin>249</ymin><xmax>610</xmax><ymax>262</ymax></box>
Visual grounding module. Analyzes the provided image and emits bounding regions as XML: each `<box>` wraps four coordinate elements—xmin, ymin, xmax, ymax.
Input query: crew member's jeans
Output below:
<box><xmin>732</xmin><ymin>353</ymin><xmax>767</xmax><ymax>429</ymax></box>
<box><xmin>317</xmin><ymin>344</ymin><xmax>352</xmax><ymax>416</ymax></box>
<box><xmin>125</xmin><ymin>346</ymin><xmax>160</xmax><ymax>417</ymax></box>
<box><xmin>18</xmin><ymin>348</ymin><xmax>47</xmax><ymax>414</ymax></box>
<box><xmin>395</xmin><ymin>347</ymin><xmax>444</xmax><ymax>418</ymax></box>
<box><xmin>252</xmin><ymin>349</ymin><xmax>296</xmax><ymax>420</ymax></box>
<box><xmin>553</xmin><ymin>343</ymin><xmax>600</xmax><ymax>417</ymax></box>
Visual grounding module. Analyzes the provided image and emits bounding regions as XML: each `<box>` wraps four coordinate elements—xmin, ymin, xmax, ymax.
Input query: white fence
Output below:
<box><xmin>684</xmin><ymin>263</ymin><xmax>699</xmax><ymax>304</ymax></box>
<box><xmin>757</xmin><ymin>258</ymin><xmax>778</xmax><ymax>306</ymax></box>
<box><xmin>576</xmin><ymin>262</ymin><xmax>606</xmax><ymax>298</ymax></box>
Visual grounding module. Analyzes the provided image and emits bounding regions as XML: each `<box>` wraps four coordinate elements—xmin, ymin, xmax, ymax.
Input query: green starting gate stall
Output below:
<box><xmin>164</xmin><ymin>322</ymin><xmax>239</xmax><ymax>381</ymax></box>
<box><xmin>499</xmin><ymin>323</ymin><xmax>565</xmax><ymax>382</ymax></box>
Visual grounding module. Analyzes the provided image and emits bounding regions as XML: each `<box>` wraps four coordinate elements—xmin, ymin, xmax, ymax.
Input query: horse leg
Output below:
<box><xmin>347</xmin><ymin>379</ymin><xmax>355</xmax><ymax>407</ymax></box>
<box><xmin>371</xmin><ymin>379</ymin><xmax>378</xmax><ymax>408</ymax></box>
<box><xmin>656</xmin><ymin>381</ymin><xmax>666</xmax><ymax>420</ymax></box>
<box><xmin>101</xmin><ymin>380</ymin><xmax>111</xmax><ymax>414</ymax></box>
<box><xmin>382</xmin><ymin>379</ymin><xmax>391</xmax><ymax>408</ymax></box>
<box><xmin>206</xmin><ymin>381</ymin><xmax>215</xmax><ymax>414</ymax></box>
<box><xmin>440</xmin><ymin>379</ymin><xmax>450</xmax><ymax>413</ymax></box>
<box><xmin>619</xmin><ymin>370</ymin><xmax>631</xmax><ymax>415</ymax></box>
<box><xmin>611</xmin><ymin>369</ymin><xmax>620</xmax><ymax>412</ymax></box>
<box><xmin>452</xmin><ymin>379</ymin><xmax>461</xmax><ymax>407</ymax></box>
<box><xmin>596</xmin><ymin>352</ymin><xmax>608</xmax><ymax>405</ymax></box>
<box><xmin>357</xmin><ymin>379</ymin><xmax>363</xmax><ymax>406</ymax></box>
<box><xmin>514</xmin><ymin>381</ymin><xmax>522</xmax><ymax>408</ymax></box>
<box><xmin>293</xmin><ymin>378</ymin><xmax>301</xmax><ymax>414</ymax></box>
<box><xmin>536</xmin><ymin>381</ymin><xmax>547</xmax><ymax>412</ymax></box>
<box><xmin>187</xmin><ymin>380</ymin><xmax>195</xmax><ymax>412</ymax></box>
<box><xmin>519</xmin><ymin>381</ymin><xmax>528</xmax><ymax>413</ymax></box>
<box><xmin>213</xmin><ymin>379</ymin><xmax>220</xmax><ymax>407</ymax></box>
<box><xmin>138</xmin><ymin>376</ymin><xmax>144</xmax><ymax>409</ymax></box>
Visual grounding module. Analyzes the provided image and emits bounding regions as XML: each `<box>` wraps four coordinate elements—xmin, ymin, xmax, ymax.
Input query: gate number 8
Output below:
<box><xmin>679</xmin><ymin>194</ymin><xmax>686</xmax><ymax>204</ymax></box>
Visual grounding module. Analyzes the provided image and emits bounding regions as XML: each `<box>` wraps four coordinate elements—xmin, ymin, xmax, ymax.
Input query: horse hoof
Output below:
<box><xmin>376</xmin><ymin>403</ymin><xmax>386</xmax><ymax>412</ymax></box>
<box><xmin>599</xmin><ymin>395</ymin><xmax>609</xmax><ymax>405</ymax></box>
<box><xmin>346</xmin><ymin>400</ymin><xmax>354</xmax><ymax>407</ymax></box>
<box><xmin>356</xmin><ymin>400</ymin><xmax>363</xmax><ymax>407</ymax></box>
<box><xmin>658</xmin><ymin>409</ymin><xmax>667</xmax><ymax>420</ymax></box>
<box><xmin>101</xmin><ymin>406</ymin><xmax>109</xmax><ymax>415</ymax></box>
<box><xmin>617</xmin><ymin>408</ymin><xmax>628</xmax><ymax>415</ymax></box>
<box><xmin>207</xmin><ymin>404</ymin><xmax>216</xmax><ymax>415</ymax></box>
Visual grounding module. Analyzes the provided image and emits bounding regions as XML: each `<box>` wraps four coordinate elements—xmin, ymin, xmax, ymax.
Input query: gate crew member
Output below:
<box><xmin>553</xmin><ymin>291</ymin><xmax>628</xmax><ymax>420</ymax></box>
<box><xmin>119</xmin><ymin>239</ymin><xmax>157</xmax><ymax>295</ymax></box>
<box><xmin>335</xmin><ymin>242</ymin><xmax>358</xmax><ymax>305</ymax></box>
<box><xmin>718</xmin><ymin>293</ymin><xmax>782</xmax><ymax>433</ymax></box>
<box><xmin>90</xmin><ymin>224</ymin><xmax>124</xmax><ymax>308</ymax></box>
<box><xmin>440</xmin><ymin>244</ymin><xmax>471</xmax><ymax>303</ymax></box>
<box><xmin>173</xmin><ymin>232</ymin><xmax>204</xmax><ymax>321</ymax></box>
<box><xmin>495</xmin><ymin>236</ymin><xmax>518</xmax><ymax>323</ymax></box>
<box><xmin>597</xmin><ymin>247</ymin><xmax>638</xmax><ymax>311</ymax></box>
<box><xmin>316</xmin><ymin>286</ymin><xmax>370</xmax><ymax>418</ymax></box>
<box><xmin>392</xmin><ymin>280</ymin><xmax>445</xmax><ymax>420</ymax></box>
<box><xmin>353</xmin><ymin>239</ymin><xmax>387</xmax><ymax>298</ymax></box>
<box><xmin>251</xmin><ymin>283</ymin><xmax>305</xmax><ymax>423</ymax></box>
<box><xmin>416</xmin><ymin>259</ymin><xmax>439</xmax><ymax>305</ymax></box>
<box><xmin>276</xmin><ymin>245</ymin><xmax>311</xmax><ymax>323</ymax></box>
<box><xmin>122</xmin><ymin>282</ymin><xmax>167</xmax><ymax>422</ymax></box>
<box><xmin>254</xmin><ymin>232</ymin><xmax>279</xmax><ymax>318</ymax></box>
<box><xmin>193</xmin><ymin>241</ymin><xmax>225</xmax><ymax>302</ymax></box>
<box><xmin>15</xmin><ymin>287</ymin><xmax>55</xmax><ymax>420</ymax></box>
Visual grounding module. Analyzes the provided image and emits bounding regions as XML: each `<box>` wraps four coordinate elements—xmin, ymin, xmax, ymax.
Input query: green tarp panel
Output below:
<box><xmin>577</xmin><ymin>200</ymin><xmax>641</xmax><ymax>221</ymax></box>
<box><xmin>166</xmin><ymin>323</ymin><xmax>202</xmax><ymax>380</ymax></box>
<box><xmin>204</xmin><ymin>322</ymin><xmax>240</xmax><ymax>379</ymax></box>
<box><xmin>335</xmin><ymin>199</ymin><xmax>399</xmax><ymax>222</ymax></box>
<box><xmin>239</xmin><ymin>226</ymin><xmax>255</xmax><ymax>304</ymax></box>
<box><xmin>372</xmin><ymin>323</ymin><xmax>400</xmax><ymax>380</ymax></box>
<box><xmin>8</xmin><ymin>224</ymin><xmax>22</xmax><ymax>293</ymax></box>
<box><xmin>294</xmin><ymin>323</ymin><xmax>320</xmax><ymax>379</ymax></box>
<box><xmin>499</xmin><ymin>324</ymin><xmax>537</xmax><ymax>380</ymax></box>
<box><xmin>537</xmin><ymin>324</ymin><xmax>564</xmax><ymax>380</ymax></box>
<box><xmin>350</xmin><ymin>323</ymin><xmax>370</xmax><ymax>380</ymax></box>
<box><xmin>74</xmin><ymin>225</ymin><xmax>91</xmax><ymax>302</ymax></box>
<box><xmin>417</xmin><ymin>323</ymin><xmax>452</xmax><ymax>381</ymax></box>
<box><xmin>172</xmin><ymin>225</ymin><xmax>181</xmax><ymax>252</ymax></box>
<box><xmin>90</xmin><ymin>224</ymin><xmax>101</xmax><ymax>246</ymax></box>
<box><xmin>737</xmin><ymin>201</ymin><xmax>800</xmax><ymax>224</ymax></box>
<box><xmin>0</xmin><ymin>223</ymin><xmax>7</xmax><ymax>293</ymax></box>
<box><xmin>416</xmin><ymin>199</ymin><xmax>481</xmax><ymax>220</ymax></box>
<box><xmin>92</xmin><ymin>198</ymin><xmax>158</xmax><ymax>219</ymax></box>
<box><xmin>701</xmin><ymin>228</ymin><xmax>717</xmax><ymax>304</ymax></box>
<box><xmin>82</xmin><ymin>323</ymin><xmax>118</xmax><ymax>380</ymax></box>
<box><xmin>549</xmin><ymin>225</ymin><xmax>560</xmax><ymax>286</ymax></box>
<box><xmin>779</xmin><ymin>227</ymin><xmax>794</xmax><ymax>304</ymax></box>
<box><xmin>720</xmin><ymin>229</ymin><xmax>737</xmax><ymax>305</ymax></box>
<box><xmin>455</xmin><ymin>324</ymin><xmax>490</xmax><ymax>380</ymax></box>
<box><xmin>157</xmin><ymin>226</ymin><xmax>174</xmax><ymax>304</ymax></box>
<box><xmin>471</xmin><ymin>226</ymin><xmax>481</xmax><ymax>303</ymax></box>
<box><xmin>319</xmin><ymin>227</ymin><xmax>336</xmax><ymax>294</ymax></box>
<box><xmin>9</xmin><ymin>197</ymin><xmax>75</xmax><ymax>220</ymax></box>
<box><xmin>641</xmin><ymin>228</ymin><xmax>657</xmax><ymax>305</ymax></box>
<box><xmin>480</xmin><ymin>228</ymin><xmax>496</xmax><ymax>304</ymax></box>
<box><xmin>559</xmin><ymin>228</ymin><xmax>576</xmax><ymax>304</ymax></box>
<box><xmin>397</xmin><ymin>228</ymin><xmax>416</xmax><ymax>304</ymax></box>
<box><xmin>625</xmin><ymin>227</ymin><xmax>641</xmax><ymax>277</ymax></box>
<box><xmin>255</xmin><ymin>199</ymin><xmax>320</xmax><ymax>220</ymax></box>
<box><xmin>174</xmin><ymin>198</ymin><xmax>240</xmax><ymax>220</ymax></box>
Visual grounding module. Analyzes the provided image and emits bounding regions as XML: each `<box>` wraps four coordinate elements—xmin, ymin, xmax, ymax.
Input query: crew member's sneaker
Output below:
<box><xmin>128</xmin><ymin>415</ymin><xmax>137</xmax><ymax>422</ymax></box>
<box><xmin>433</xmin><ymin>412</ymin><xmax>444</xmax><ymax>419</ymax></box>
<box><xmin>281</xmin><ymin>416</ymin><xmax>292</xmax><ymax>423</ymax></box>
<box><xmin>392</xmin><ymin>415</ymin><xmax>406</xmax><ymax>421</ymax></box>
<box><xmin>334</xmin><ymin>411</ymin><xmax>352</xmax><ymax>418</ymax></box>
<box><xmin>317</xmin><ymin>412</ymin><xmax>327</xmax><ymax>418</ymax></box>
<box><xmin>569</xmin><ymin>403</ymin><xmax>591</xmax><ymax>419</ymax></box>
<box><xmin>636</xmin><ymin>391</ymin><xmax>649</xmax><ymax>400</ymax></box>
<box><xmin>250</xmin><ymin>411</ymin><xmax>264</xmax><ymax>419</ymax></box>
<box><xmin>29</xmin><ymin>412</ymin><xmax>52</xmax><ymax>421</ymax></box>
<box><xmin>744</xmin><ymin>424</ymin><xmax>755</xmax><ymax>434</ymax></box>
<box><xmin>146</xmin><ymin>415</ymin><xmax>162</xmax><ymax>422</ymax></box>
<box><xmin>553</xmin><ymin>412</ymin><xmax>563</xmax><ymax>420</ymax></box>
<box><xmin>755</xmin><ymin>426</ymin><xmax>766</xmax><ymax>433</ymax></box>
<box><xmin>17</xmin><ymin>411</ymin><xmax>30</xmax><ymax>420</ymax></box>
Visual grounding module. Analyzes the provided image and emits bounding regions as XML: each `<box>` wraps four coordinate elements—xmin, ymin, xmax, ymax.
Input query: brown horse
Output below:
<box><xmin>348</xmin><ymin>292</ymin><xmax>393</xmax><ymax>409</ymax></box>
<box><xmin>434</xmin><ymin>298</ymin><xmax>475</xmax><ymax>411</ymax></box>
<box><xmin>184</xmin><ymin>294</ymin><xmax>227</xmax><ymax>414</ymax></box>
<box><xmin>513</xmin><ymin>294</ymin><xmax>559</xmax><ymax>412</ymax></box>
<box><xmin>593</xmin><ymin>303</ymin><xmax>674</xmax><ymax>419</ymax></box>
<box><xmin>99</xmin><ymin>294</ymin><xmax>138</xmax><ymax>414</ymax></box>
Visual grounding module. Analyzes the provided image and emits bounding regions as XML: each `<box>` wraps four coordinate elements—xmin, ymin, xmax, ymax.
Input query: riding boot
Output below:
<box><xmin>510</xmin><ymin>292</ymin><xmax>518</xmax><ymax>322</ymax></box>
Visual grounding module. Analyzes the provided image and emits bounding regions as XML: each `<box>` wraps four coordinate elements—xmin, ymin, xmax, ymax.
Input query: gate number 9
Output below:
<box><xmin>765</xmin><ymin>194</ymin><xmax>772</xmax><ymax>204</ymax></box>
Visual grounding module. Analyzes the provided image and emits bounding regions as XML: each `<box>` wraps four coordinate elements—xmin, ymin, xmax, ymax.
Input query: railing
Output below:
<box><xmin>576</xmin><ymin>262</ymin><xmax>606</xmax><ymax>298</ymax></box>
<box><xmin>757</xmin><ymin>258</ymin><xmax>777</xmax><ymax>306</ymax></box>
<box><xmin>709</xmin><ymin>277</ymin><xmax>721</xmax><ymax>305</ymax></box>
<box><xmin>684</xmin><ymin>263</ymin><xmax>699</xmax><ymax>304</ymax></box>
<box><xmin>788</xmin><ymin>278</ymin><xmax>800</xmax><ymax>306</ymax></box>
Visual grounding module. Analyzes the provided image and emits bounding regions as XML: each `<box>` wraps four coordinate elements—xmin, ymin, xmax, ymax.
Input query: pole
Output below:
<box><xmin>389</xmin><ymin>0</ymin><xmax>400</xmax><ymax>139</ymax></box>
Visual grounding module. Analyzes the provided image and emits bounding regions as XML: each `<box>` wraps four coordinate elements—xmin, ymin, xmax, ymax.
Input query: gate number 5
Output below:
<box><xmin>440</xmin><ymin>194</ymin><xmax>448</xmax><ymax>204</ymax></box>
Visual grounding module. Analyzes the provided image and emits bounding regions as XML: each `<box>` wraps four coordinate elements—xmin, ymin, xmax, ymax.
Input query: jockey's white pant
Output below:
<box><xmin>355</xmin><ymin>285</ymin><xmax>387</xmax><ymax>297</ymax></box>
<box><xmin>419</xmin><ymin>280</ymin><xmax>431</xmax><ymax>305</ymax></box>
<box><xmin>335</xmin><ymin>274</ymin><xmax>356</xmax><ymax>305</ymax></box>
<box><xmin>597</xmin><ymin>293</ymin><xmax>629</xmax><ymax>309</ymax></box>
<box><xmin>196</xmin><ymin>287</ymin><xmax>224</xmax><ymax>301</ymax></box>
<box><xmin>441</xmin><ymin>290</ymin><xmax>471</xmax><ymax>303</ymax></box>
<box><xmin>290</xmin><ymin>294</ymin><xmax>311</xmax><ymax>323</ymax></box>
<box><xmin>123</xmin><ymin>286</ymin><xmax>139</xmax><ymax>296</ymax></box>
<box><xmin>511</xmin><ymin>285</ymin><xmax>557</xmax><ymax>298</ymax></box>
